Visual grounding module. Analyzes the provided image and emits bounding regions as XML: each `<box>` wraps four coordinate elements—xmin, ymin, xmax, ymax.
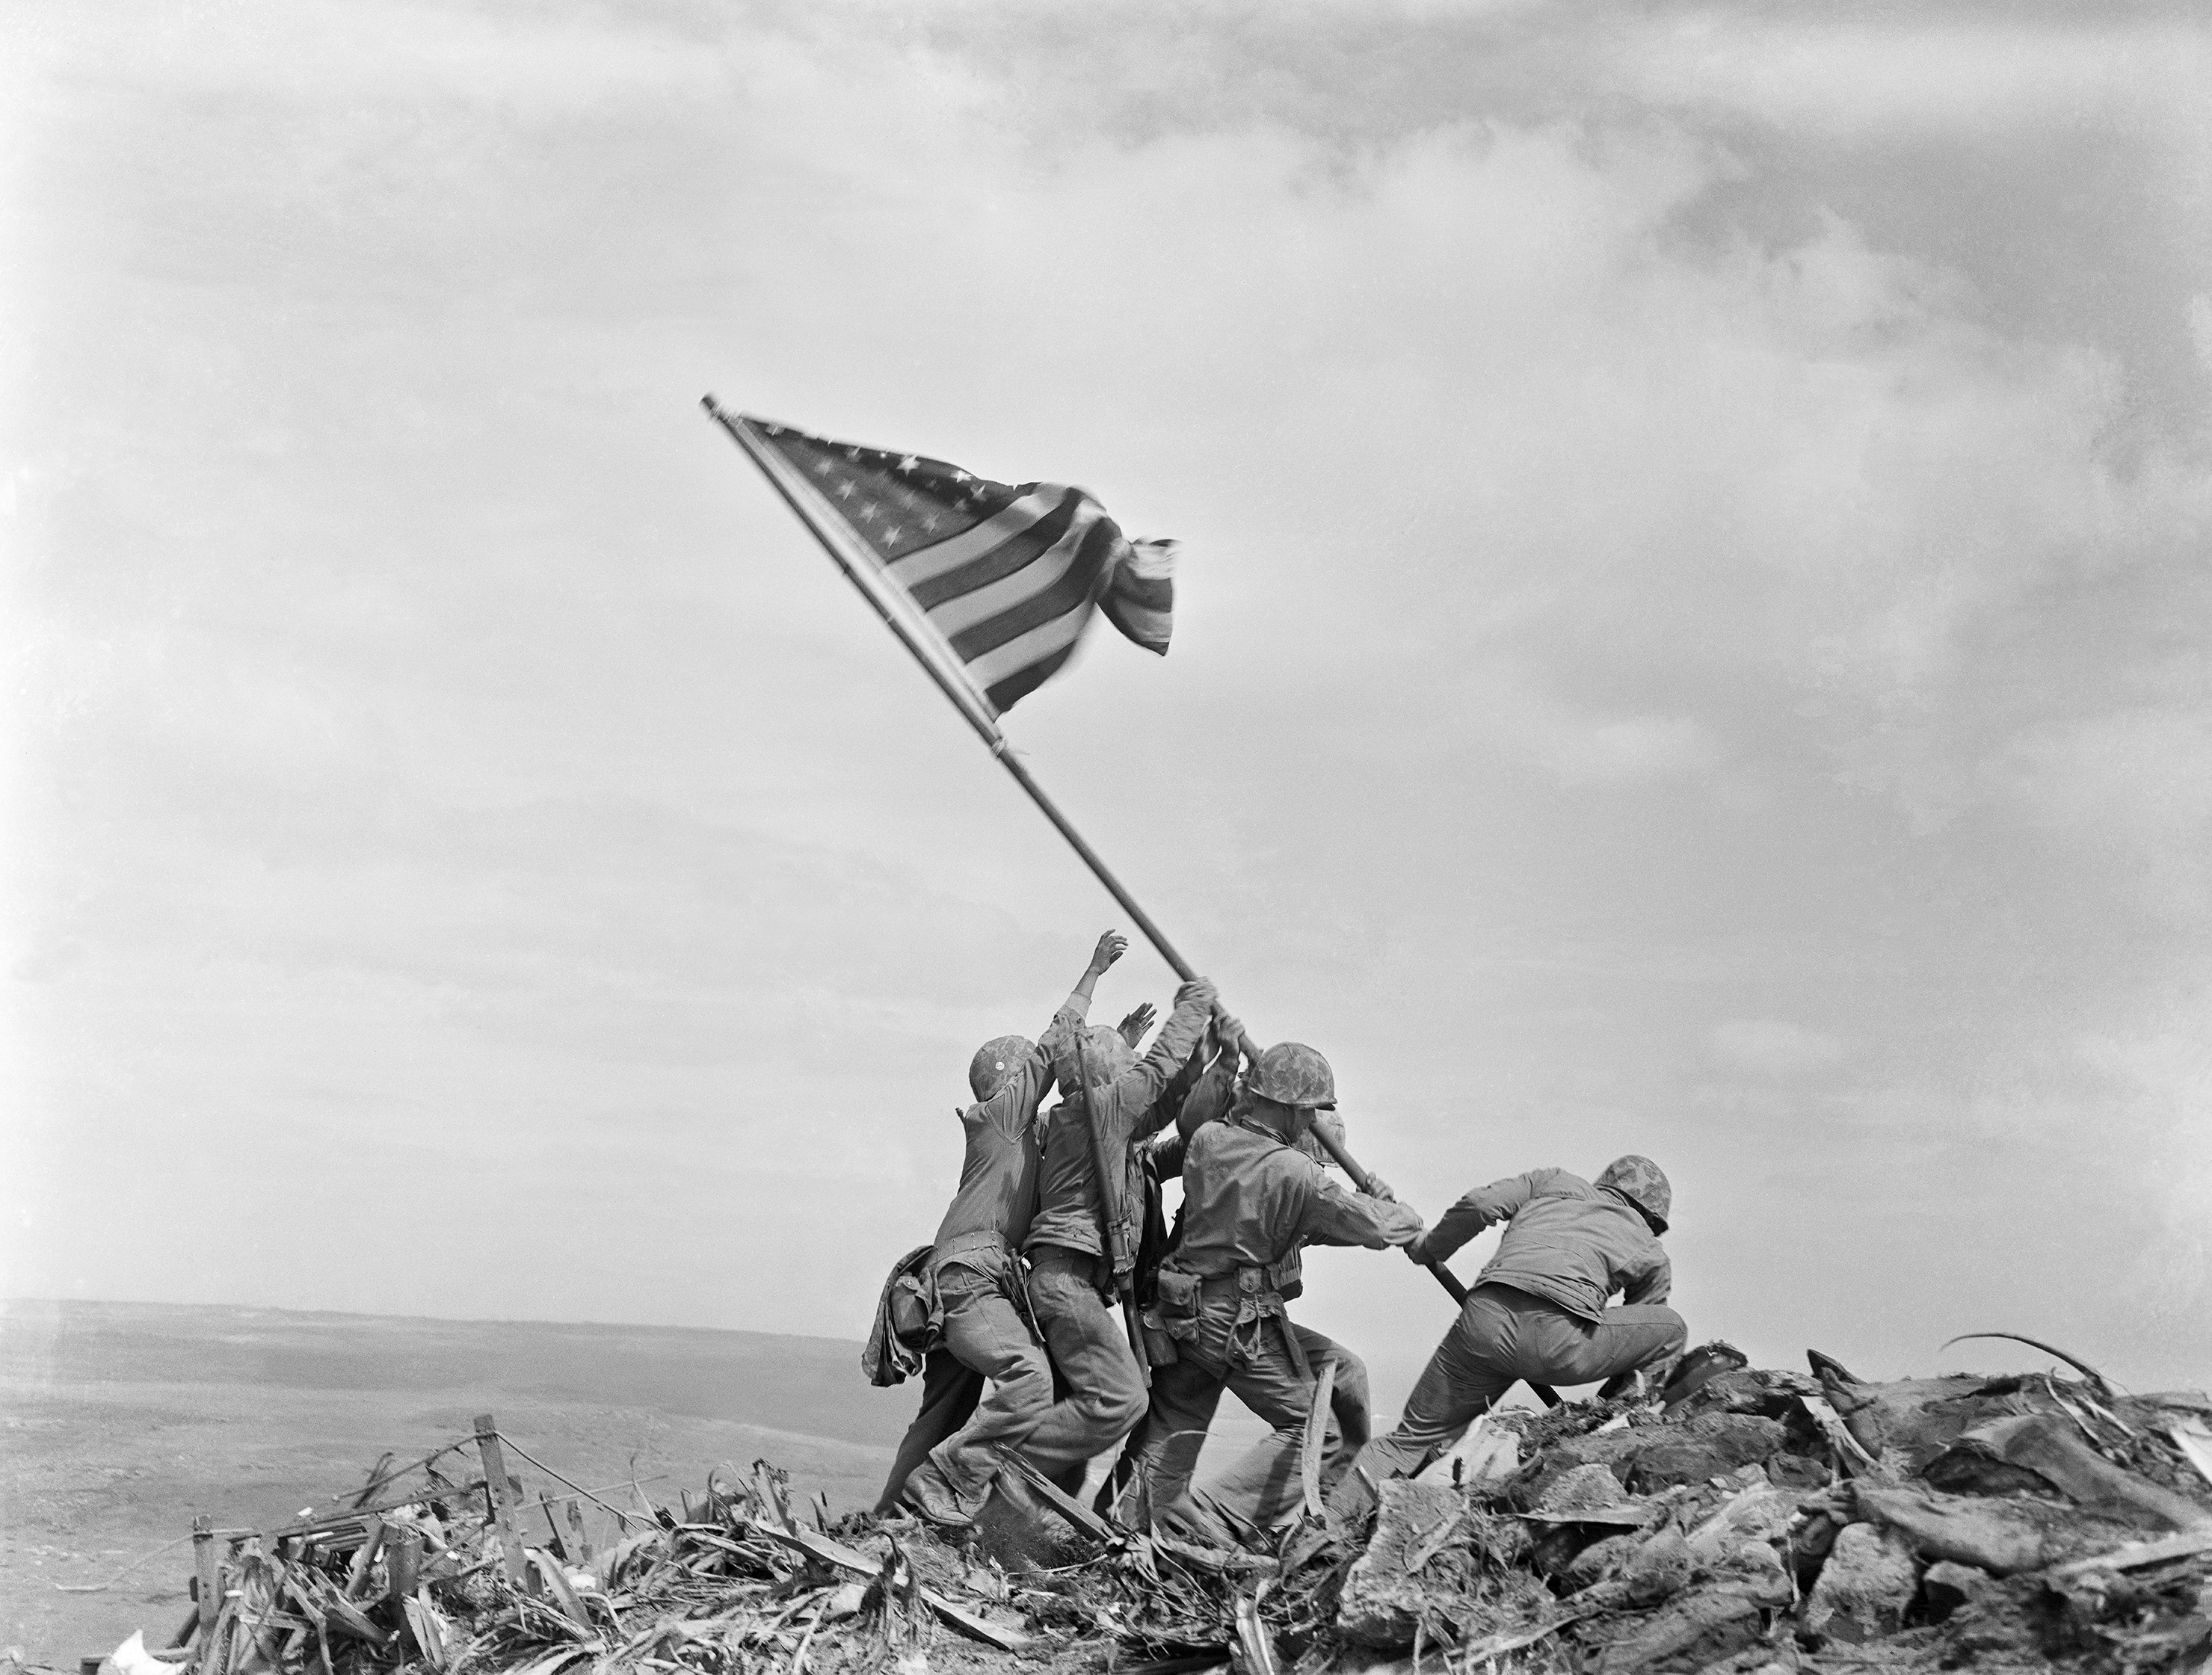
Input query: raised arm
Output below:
<box><xmin>1038</xmin><ymin>930</ymin><xmax>1126</xmax><ymax>1063</ymax></box>
<box><xmin>1068</xmin><ymin>930</ymin><xmax>1126</xmax><ymax>1014</ymax></box>
<box><xmin>1174</xmin><ymin>1013</ymin><xmax>1247</xmax><ymax>1141</ymax></box>
<box><xmin>1407</xmin><ymin>1168</ymin><xmax>1559</xmax><ymax>1265</ymax></box>
<box><xmin>1100</xmin><ymin>978</ymin><xmax>1216</xmax><ymax>1146</ymax></box>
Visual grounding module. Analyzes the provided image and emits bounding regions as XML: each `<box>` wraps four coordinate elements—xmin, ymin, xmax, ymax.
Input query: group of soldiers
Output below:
<box><xmin>863</xmin><ymin>931</ymin><xmax>1690</xmax><ymax>1543</ymax></box>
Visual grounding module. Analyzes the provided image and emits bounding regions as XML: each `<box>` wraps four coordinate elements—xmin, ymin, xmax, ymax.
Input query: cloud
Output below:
<box><xmin>4</xmin><ymin>0</ymin><xmax>2208</xmax><ymax>1390</ymax></box>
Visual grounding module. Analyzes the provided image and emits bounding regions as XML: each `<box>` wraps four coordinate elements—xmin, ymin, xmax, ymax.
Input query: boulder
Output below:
<box><xmin>1851</xmin><ymin>1481</ymin><xmax>2128</xmax><ymax>1576</ymax></box>
<box><xmin>1336</xmin><ymin>1479</ymin><xmax>1465</xmax><ymax>1648</ymax></box>
<box><xmin>1627</xmin><ymin>1415</ymin><xmax>1788</xmax><ymax>1491</ymax></box>
<box><xmin>1587</xmin><ymin>1587</ymin><xmax>1769</xmax><ymax>1674</ymax></box>
<box><xmin>1802</xmin><ymin>1521</ymin><xmax>1919</xmax><ymax>1645</ymax></box>
<box><xmin>1926</xmin><ymin>1413</ymin><xmax>2212</xmax><ymax>1530</ymax></box>
<box><xmin>1685</xmin><ymin>1484</ymin><xmax>1799</xmax><ymax>1573</ymax></box>
<box><xmin>1624</xmin><ymin>1529</ymin><xmax>1693</xmax><ymax>1605</ymax></box>
<box><xmin>1559</xmin><ymin>1532</ymin><xmax>1639</xmax><ymax>1594</ymax></box>
<box><xmin>1919</xmin><ymin>1559</ymin><xmax>1994</xmax><ymax>1623</ymax></box>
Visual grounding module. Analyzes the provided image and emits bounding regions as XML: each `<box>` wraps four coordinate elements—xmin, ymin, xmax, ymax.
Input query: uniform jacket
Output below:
<box><xmin>1420</xmin><ymin>1167</ymin><xmax>1670</xmax><ymax>1322</ymax></box>
<box><xmin>1023</xmin><ymin>986</ymin><xmax>1213</xmax><ymax>1271</ymax></box>
<box><xmin>1174</xmin><ymin>1114</ymin><xmax>1425</xmax><ymax>1288</ymax></box>
<box><xmin>931</xmin><ymin>995</ymin><xmax>1088</xmax><ymax>1256</ymax></box>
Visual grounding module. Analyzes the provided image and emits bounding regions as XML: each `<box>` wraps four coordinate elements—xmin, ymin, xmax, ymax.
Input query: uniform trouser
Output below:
<box><xmin>921</xmin><ymin>1259</ymin><xmax>1058</xmax><ymax>1496</ymax></box>
<box><xmin>1019</xmin><ymin>1244</ymin><xmax>1149</xmax><ymax>1481</ymax></box>
<box><xmin>874</xmin><ymin>1274</ymin><xmax>1085</xmax><ymax>1512</ymax></box>
<box><xmin>1338</xmin><ymin>1283</ymin><xmax>1686</xmax><ymax>1516</ymax></box>
<box><xmin>876</xmin><ymin>1348</ymin><xmax>982</xmax><ymax>1512</ymax></box>
<box><xmin>1133</xmin><ymin>1312</ymin><xmax>1361</xmax><ymax>1533</ymax></box>
<box><xmin>1099</xmin><ymin>1328</ymin><xmax>1370</xmax><ymax>1529</ymax></box>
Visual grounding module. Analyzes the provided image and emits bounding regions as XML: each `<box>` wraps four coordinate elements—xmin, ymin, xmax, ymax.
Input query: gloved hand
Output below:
<box><xmin>1403</xmin><ymin>1230</ymin><xmax>1432</xmax><ymax>1265</ymax></box>
<box><xmin>1174</xmin><ymin>976</ymin><xmax>1219</xmax><ymax>1012</ymax></box>
<box><xmin>1209</xmin><ymin>1011</ymin><xmax>1247</xmax><ymax>1064</ymax></box>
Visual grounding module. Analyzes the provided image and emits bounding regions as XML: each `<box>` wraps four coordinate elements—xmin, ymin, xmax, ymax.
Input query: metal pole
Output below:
<box><xmin>707</xmin><ymin>399</ymin><xmax>1471</xmax><ymax>1311</ymax></box>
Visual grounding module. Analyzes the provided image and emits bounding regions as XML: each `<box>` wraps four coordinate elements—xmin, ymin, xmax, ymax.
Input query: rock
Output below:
<box><xmin>1669</xmin><ymin>1366</ymin><xmax>1818</xmax><ymax>1423</ymax></box>
<box><xmin>1927</xmin><ymin>1413</ymin><xmax>2212</xmax><ymax>1530</ymax></box>
<box><xmin>1336</xmin><ymin>1479</ymin><xmax>1466</xmax><ymax>1648</ymax></box>
<box><xmin>1560</xmin><ymin>1532</ymin><xmax>1639</xmax><ymax>1594</ymax></box>
<box><xmin>1919</xmin><ymin>1559</ymin><xmax>1993</xmax><ymax>1623</ymax></box>
<box><xmin>1414</xmin><ymin>1417</ymin><xmax>1520</xmax><ymax>1490</ymax></box>
<box><xmin>1512</xmin><ymin>1428</ymin><xmax>1646</xmax><ymax>1507</ymax></box>
<box><xmin>1588</xmin><ymin>1587</ymin><xmax>1768</xmax><ymax>1673</ymax></box>
<box><xmin>1720</xmin><ymin>1540</ymin><xmax>1794</xmax><ymax>1607</ymax></box>
<box><xmin>1685</xmin><ymin>1484</ymin><xmax>1799</xmax><ymax>1571</ymax></box>
<box><xmin>1851</xmin><ymin>1481</ymin><xmax>2128</xmax><ymax>1576</ymax></box>
<box><xmin>1627</xmin><ymin>1415</ymin><xmax>1788</xmax><ymax>1491</ymax></box>
<box><xmin>1806</xmin><ymin>1363</ymin><xmax>2045</xmax><ymax>1475</ymax></box>
<box><xmin>1625</xmin><ymin>1529</ymin><xmax>1693</xmax><ymax>1605</ymax></box>
<box><xmin>1802</xmin><ymin>1522</ymin><xmax>1919</xmax><ymax>1645</ymax></box>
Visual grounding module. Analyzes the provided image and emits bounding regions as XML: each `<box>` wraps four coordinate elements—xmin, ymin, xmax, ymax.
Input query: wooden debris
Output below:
<box><xmin>99</xmin><ymin>1351</ymin><xmax>2212</xmax><ymax>1675</ymax></box>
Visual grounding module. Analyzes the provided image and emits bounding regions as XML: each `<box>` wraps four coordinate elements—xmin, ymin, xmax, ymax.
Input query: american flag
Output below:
<box><xmin>732</xmin><ymin>413</ymin><xmax>1175</xmax><ymax>715</ymax></box>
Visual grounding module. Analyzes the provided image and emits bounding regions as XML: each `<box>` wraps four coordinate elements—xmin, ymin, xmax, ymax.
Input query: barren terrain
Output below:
<box><xmin>0</xmin><ymin>1300</ymin><xmax>908</xmax><ymax>1663</ymax></box>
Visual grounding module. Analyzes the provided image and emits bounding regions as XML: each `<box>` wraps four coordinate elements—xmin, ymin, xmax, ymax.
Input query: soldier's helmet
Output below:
<box><xmin>1248</xmin><ymin>1042</ymin><xmax>1337</xmax><ymax>1110</ymax></box>
<box><xmin>969</xmin><ymin>1035</ymin><xmax>1035</xmax><ymax>1102</ymax></box>
<box><xmin>1595</xmin><ymin>1155</ymin><xmax>1672</xmax><ymax>1233</ymax></box>
<box><xmin>1052</xmin><ymin>1025</ymin><xmax>1137</xmax><ymax>1095</ymax></box>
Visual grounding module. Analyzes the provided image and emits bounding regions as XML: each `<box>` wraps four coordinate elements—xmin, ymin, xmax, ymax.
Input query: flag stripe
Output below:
<box><xmin>948</xmin><ymin>517</ymin><xmax>1123</xmax><ymax>662</ymax></box>
<box><xmin>923</xmin><ymin>501</ymin><xmax>1103</xmax><ymax>641</ymax></box>
<box><xmin>967</xmin><ymin>605</ymin><xmax>1091</xmax><ymax>700</ymax></box>
<box><xmin>908</xmin><ymin>492</ymin><xmax>1084</xmax><ymax>614</ymax></box>
<box><xmin>737</xmin><ymin>414</ymin><xmax>1174</xmax><ymax>717</ymax></box>
<box><xmin>983</xmin><ymin>641</ymin><xmax>1079</xmax><ymax>712</ymax></box>
<box><xmin>884</xmin><ymin>487</ymin><xmax>1070</xmax><ymax>590</ymax></box>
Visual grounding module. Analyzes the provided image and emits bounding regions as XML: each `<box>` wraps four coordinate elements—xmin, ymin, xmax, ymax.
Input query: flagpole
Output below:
<box><xmin>702</xmin><ymin>397</ymin><xmax>1476</xmax><ymax>1310</ymax></box>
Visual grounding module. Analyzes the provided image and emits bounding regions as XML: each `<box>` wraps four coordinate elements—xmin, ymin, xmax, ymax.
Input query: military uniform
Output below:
<box><xmin>1338</xmin><ymin>1167</ymin><xmax>1686</xmax><ymax>1514</ymax></box>
<box><xmin>1129</xmin><ymin>1102</ymin><xmax>1423</xmax><ymax>1534</ymax></box>
<box><xmin>1017</xmin><ymin>981</ymin><xmax>1215</xmax><ymax>1483</ymax></box>
<box><xmin>875</xmin><ymin>996</ymin><xmax>1088</xmax><ymax>1513</ymax></box>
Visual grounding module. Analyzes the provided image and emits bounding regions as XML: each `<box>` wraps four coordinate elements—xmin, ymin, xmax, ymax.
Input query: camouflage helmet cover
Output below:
<box><xmin>1054</xmin><ymin>1024</ymin><xmax>1137</xmax><ymax>1094</ymax></box>
<box><xmin>1595</xmin><ymin>1154</ymin><xmax>1672</xmax><ymax>1232</ymax></box>
<box><xmin>1248</xmin><ymin>1041</ymin><xmax>1336</xmax><ymax>1109</ymax></box>
<box><xmin>969</xmin><ymin>1035</ymin><xmax>1035</xmax><ymax>1102</ymax></box>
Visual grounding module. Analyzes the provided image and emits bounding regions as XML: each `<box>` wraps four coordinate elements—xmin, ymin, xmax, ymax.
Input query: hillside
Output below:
<box><xmin>0</xmin><ymin>1299</ymin><xmax>906</xmax><ymax>1662</ymax></box>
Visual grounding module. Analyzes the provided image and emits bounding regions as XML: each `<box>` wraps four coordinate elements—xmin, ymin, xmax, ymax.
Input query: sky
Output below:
<box><xmin>3</xmin><ymin>0</ymin><xmax>2209</xmax><ymax>1414</ymax></box>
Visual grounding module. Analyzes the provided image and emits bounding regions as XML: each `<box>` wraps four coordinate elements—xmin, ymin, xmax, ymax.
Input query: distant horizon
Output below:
<box><xmin>1</xmin><ymin>1293</ymin><xmax>870</xmax><ymax>1350</ymax></box>
<box><xmin>10</xmin><ymin>1292</ymin><xmax>2203</xmax><ymax>1396</ymax></box>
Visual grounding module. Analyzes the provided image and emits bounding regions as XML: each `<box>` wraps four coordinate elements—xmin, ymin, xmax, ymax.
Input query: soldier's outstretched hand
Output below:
<box><xmin>1116</xmin><ymin>1002</ymin><xmax>1156</xmax><ymax>1046</ymax></box>
<box><xmin>1174</xmin><ymin>975</ymin><xmax>1219</xmax><ymax>1011</ymax></box>
<box><xmin>1089</xmin><ymin>931</ymin><xmax>1129</xmax><ymax>975</ymax></box>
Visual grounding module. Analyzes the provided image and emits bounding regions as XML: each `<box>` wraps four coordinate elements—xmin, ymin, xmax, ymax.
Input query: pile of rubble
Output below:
<box><xmin>60</xmin><ymin>1347</ymin><xmax>2212</xmax><ymax>1675</ymax></box>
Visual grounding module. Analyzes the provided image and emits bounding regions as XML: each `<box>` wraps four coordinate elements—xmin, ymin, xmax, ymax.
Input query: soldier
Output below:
<box><xmin>1017</xmin><ymin>972</ymin><xmax>1219</xmax><ymax>1487</ymax></box>
<box><xmin>1334</xmin><ymin>1156</ymin><xmax>1686</xmax><ymax>1517</ymax></box>
<box><xmin>1126</xmin><ymin>1032</ymin><xmax>1424</xmax><ymax>1540</ymax></box>
<box><xmin>886</xmin><ymin>931</ymin><xmax>1135</xmax><ymax>1524</ymax></box>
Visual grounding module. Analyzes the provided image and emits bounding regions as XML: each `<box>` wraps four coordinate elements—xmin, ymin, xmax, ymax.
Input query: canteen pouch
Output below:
<box><xmin>1152</xmin><ymin>1265</ymin><xmax>1204</xmax><ymax>1344</ymax></box>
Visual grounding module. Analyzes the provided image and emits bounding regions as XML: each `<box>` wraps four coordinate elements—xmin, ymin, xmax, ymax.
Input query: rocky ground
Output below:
<box><xmin>16</xmin><ymin>1343</ymin><xmax>2212</xmax><ymax>1675</ymax></box>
